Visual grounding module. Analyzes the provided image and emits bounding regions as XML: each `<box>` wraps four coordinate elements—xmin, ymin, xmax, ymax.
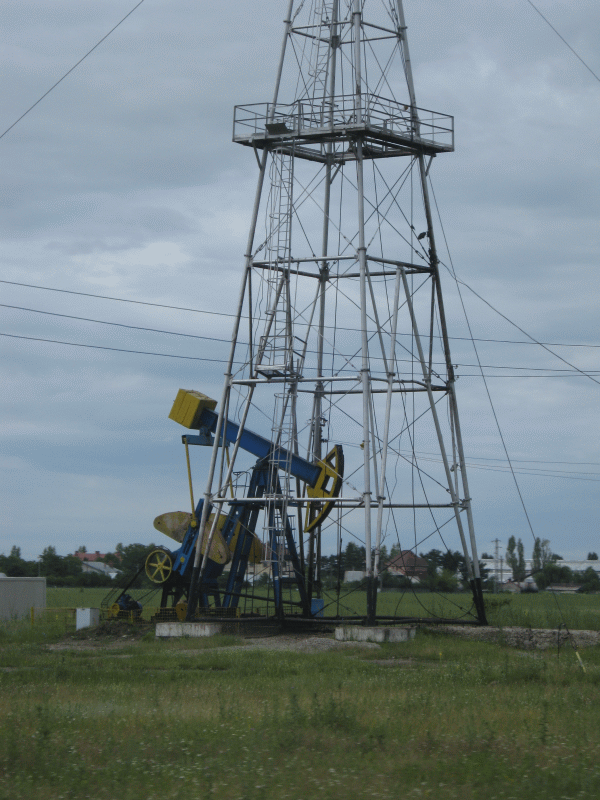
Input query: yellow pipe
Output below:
<box><xmin>184</xmin><ymin>437</ymin><xmax>198</xmax><ymax>528</ymax></box>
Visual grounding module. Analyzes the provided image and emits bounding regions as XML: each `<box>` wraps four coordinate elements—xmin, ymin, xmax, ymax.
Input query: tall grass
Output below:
<box><xmin>1</xmin><ymin>627</ymin><xmax>600</xmax><ymax>799</ymax></box>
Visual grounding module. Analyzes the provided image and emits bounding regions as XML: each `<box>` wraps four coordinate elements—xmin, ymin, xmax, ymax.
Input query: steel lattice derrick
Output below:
<box><xmin>187</xmin><ymin>0</ymin><xmax>487</xmax><ymax>626</ymax></box>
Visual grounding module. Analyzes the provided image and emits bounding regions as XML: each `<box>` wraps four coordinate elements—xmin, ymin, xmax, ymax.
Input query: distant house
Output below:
<box><xmin>545</xmin><ymin>584</ymin><xmax>582</xmax><ymax>594</ymax></box>
<box><xmin>73</xmin><ymin>550</ymin><xmax>109</xmax><ymax>564</ymax></box>
<box><xmin>343</xmin><ymin>570</ymin><xmax>366</xmax><ymax>583</ymax></box>
<box><xmin>503</xmin><ymin>579</ymin><xmax>538</xmax><ymax>593</ymax></box>
<box><xmin>73</xmin><ymin>551</ymin><xmax>121</xmax><ymax>579</ymax></box>
<box><xmin>384</xmin><ymin>550</ymin><xmax>428</xmax><ymax>583</ymax></box>
<box><xmin>81</xmin><ymin>561</ymin><xmax>121</xmax><ymax>579</ymax></box>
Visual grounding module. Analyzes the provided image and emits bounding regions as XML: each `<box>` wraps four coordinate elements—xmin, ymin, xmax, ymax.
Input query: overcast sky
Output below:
<box><xmin>1</xmin><ymin>0</ymin><xmax>599</xmax><ymax>563</ymax></box>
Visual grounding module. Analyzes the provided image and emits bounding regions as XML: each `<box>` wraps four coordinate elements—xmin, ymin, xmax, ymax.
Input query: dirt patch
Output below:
<box><xmin>43</xmin><ymin>623</ymin><xmax>600</xmax><ymax>654</ymax></box>
<box><xmin>46</xmin><ymin>621</ymin><xmax>151</xmax><ymax>651</ymax></box>
<box><xmin>218</xmin><ymin>634</ymin><xmax>380</xmax><ymax>653</ymax></box>
<box><xmin>365</xmin><ymin>658</ymin><xmax>423</xmax><ymax>667</ymax></box>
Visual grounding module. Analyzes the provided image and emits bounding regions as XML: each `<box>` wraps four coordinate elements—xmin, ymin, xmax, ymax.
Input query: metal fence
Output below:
<box><xmin>30</xmin><ymin>607</ymin><xmax>76</xmax><ymax>632</ymax></box>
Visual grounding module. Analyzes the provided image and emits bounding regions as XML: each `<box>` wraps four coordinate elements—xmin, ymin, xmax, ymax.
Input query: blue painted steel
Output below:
<box><xmin>171</xmin><ymin>498</ymin><xmax>207</xmax><ymax>577</ymax></box>
<box><xmin>310</xmin><ymin>598</ymin><xmax>324</xmax><ymax>618</ymax></box>
<box><xmin>185</xmin><ymin>408</ymin><xmax>321</xmax><ymax>487</ymax></box>
<box><xmin>174</xmin><ymin>410</ymin><xmax>316</xmax><ymax>613</ymax></box>
<box><xmin>159</xmin><ymin>497</ymin><xmax>223</xmax><ymax>605</ymax></box>
<box><xmin>220</xmin><ymin>466</ymin><xmax>266</xmax><ymax>609</ymax></box>
<box><xmin>117</xmin><ymin>594</ymin><xmax>142</xmax><ymax>613</ymax></box>
<box><xmin>219</xmin><ymin>459</ymin><xmax>309</xmax><ymax>614</ymax></box>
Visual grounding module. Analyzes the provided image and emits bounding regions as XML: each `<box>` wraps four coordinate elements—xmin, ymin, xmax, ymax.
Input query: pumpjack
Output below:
<box><xmin>145</xmin><ymin>390</ymin><xmax>343</xmax><ymax>619</ymax></box>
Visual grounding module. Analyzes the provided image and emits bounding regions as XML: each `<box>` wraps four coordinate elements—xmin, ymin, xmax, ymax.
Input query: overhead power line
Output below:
<box><xmin>0</xmin><ymin>279</ymin><xmax>238</xmax><ymax>319</ymax></box>
<box><xmin>2</xmin><ymin>301</ymin><xmax>598</xmax><ymax>376</ymax></box>
<box><xmin>0</xmin><ymin>302</ymin><xmax>226</xmax><ymax>343</ymax></box>
<box><xmin>525</xmin><ymin>0</ymin><xmax>600</xmax><ymax>85</ymax></box>
<box><xmin>2</xmin><ymin>278</ymin><xmax>599</xmax><ymax>350</ymax></box>
<box><xmin>405</xmin><ymin>449</ymin><xmax>600</xmax><ymax>469</ymax></box>
<box><xmin>448</xmin><ymin>269</ymin><xmax>600</xmax><ymax>387</ymax></box>
<box><xmin>0</xmin><ymin>330</ymin><xmax>597</xmax><ymax>379</ymax></box>
<box><xmin>0</xmin><ymin>332</ymin><xmax>222</xmax><ymax>363</ymax></box>
<box><xmin>0</xmin><ymin>0</ymin><xmax>146</xmax><ymax>141</ymax></box>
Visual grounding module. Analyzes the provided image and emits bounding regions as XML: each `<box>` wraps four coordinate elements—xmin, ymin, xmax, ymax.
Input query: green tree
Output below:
<box><xmin>587</xmin><ymin>552</ymin><xmax>598</xmax><ymax>561</ymax></box>
<box><xmin>0</xmin><ymin>546</ymin><xmax>36</xmax><ymax>577</ymax></box>
<box><xmin>419</xmin><ymin>549</ymin><xmax>465</xmax><ymax>592</ymax></box>
<box><xmin>343</xmin><ymin>542</ymin><xmax>366</xmax><ymax>571</ymax></box>
<box><xmin>536</xmin><ymin>562</ymin><xmax>574</xmax><ymax>590</ymax></box>
<box><xmin>389</xmin><ymin>544</ymin><xmax>401</xmax><ymax>560</ymax></box>
<box><xmin>516</xmin><ymin>539</ymin><xmax>526</xmax><ymax>581</ymax></box>
<box><xmin>436</xmin><ymin>568</ymin><xmax>459</xmax><ymax>592</ymax></box>
<box><xmin>104</xmin><ymin>543</ymin><xmax>157</xmax><ymax>587</ymax></box>
<box><xmin>318</xmin><ymin>553</ymin><xmax>341</xmax><ymax>589</ymax></box>
<box><xmin>39</xmin><ymin>546</ymin><xmax>61</xmax><ymax>576</ymax></box>
<box><xmin>39</xmin><ymin>546</ymin><xmax>82</xmax><ymax>584</ymax></box>
<box><xmin>506</xmin><ymin>537</ymin><xmax>526</xmax><ymax>581</ymax></box>
<box><xmin>539</xmin><ymin>539</ymin><xmax>553</xmax><ymax>568</ymax></box>
<box><xmin>506</xmin><ymin>536</ymin><xmax>518</xmax><ymax>578</ymax></box>
<box><xmin>532</xmin><ymin>538</ymin><xmax>542</xmax><ymax>572</ymax></box>
<box><xmin>578</xmin><ymin>567</ymin><xmax>600</xmax><ymax>593</ymax></box>
<box><xmin>379</xmin><ymin>570</ymin><xmax>412</xmax><ymax>589</ymax></box>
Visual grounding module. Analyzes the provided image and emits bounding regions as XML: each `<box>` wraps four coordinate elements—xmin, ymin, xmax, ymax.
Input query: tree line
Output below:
<box><xmin>2</xmin><ymin>540</ymin><xmax>481</xmax><ymax>592</ymax></box>
<box><xmin>319</xmin><ymin>542</ymin><xmax>489</xmax><ymax>592</ymax></box>
<box><xmin>4</xmin><ymin>537</ymin><xmax>597</xmax><ymax>592</ymax></box>
<box><xmin>0</xmin><ymin>544</ymin><xmax>158</xmax><ymax>588</ymax></box>
<box><xmin>484</xmin><ymin>536</ymin><xmax>600</xmax><ymax>592</ymax></box>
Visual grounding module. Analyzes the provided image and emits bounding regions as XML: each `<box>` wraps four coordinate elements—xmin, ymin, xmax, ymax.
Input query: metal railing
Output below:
<box><xmin>233</xmin><ymin>93</ymin><xmax>453</xmax><ymax>151</ymax></box>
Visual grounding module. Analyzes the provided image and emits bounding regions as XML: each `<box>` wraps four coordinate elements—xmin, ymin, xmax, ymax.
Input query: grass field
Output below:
<box><xmin>47</xmin><ymin>586</ymin><xmax>600</xmax><ymax>631</ymax></box>
<box><xmin>1</xmin><ymin>614</ymin><xmax>600</xmax><ymax>800</ymax></box>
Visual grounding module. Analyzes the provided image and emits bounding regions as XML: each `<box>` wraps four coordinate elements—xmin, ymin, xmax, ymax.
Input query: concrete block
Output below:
<box><xmin>155</xmin><ymin>622</ymin><xmax>223</xmax><ymax>638</ymax></box>
<box><xmin>335</xmin><ymin>625</ymin><xmax>416</xmax><ymax>643</ymax></box>
<box><xmin>386</xmin><ymin>627</ymin><xmax>416</xmax><ymax>643</ymax></box>
<box><xmin>76</xmin><ymin>607</ymin><xmax>100</xmax><ymax>630</ymax></box>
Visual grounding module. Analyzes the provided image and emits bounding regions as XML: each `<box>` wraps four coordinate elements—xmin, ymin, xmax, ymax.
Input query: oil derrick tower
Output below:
<box><xmin>187</xmin><ymin>0</ymin><xmax>487</xmax><ymax>625</ymax></box>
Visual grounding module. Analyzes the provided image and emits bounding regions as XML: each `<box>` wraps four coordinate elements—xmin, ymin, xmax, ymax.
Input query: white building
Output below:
<box><xmin>482</xmin><ymin>558</ymin><xmax>600</xmax><ymax>584</ymax></box>
<box><xmin>0</xmin><ymin>576</ymin><xmax>46</xmax><ymax>620</ymax></box>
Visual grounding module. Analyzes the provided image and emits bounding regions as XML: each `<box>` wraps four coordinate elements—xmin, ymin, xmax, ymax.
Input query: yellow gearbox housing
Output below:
<box><xmin>168</xmin><ymin>389</ymin><xmax>217</xmax><ymax>429</ymax></box>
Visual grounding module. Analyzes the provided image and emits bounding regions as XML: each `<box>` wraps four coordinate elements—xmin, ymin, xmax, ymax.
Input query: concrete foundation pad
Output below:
<box><xmin>155</xmin><ymin>622</ymin><xmax>223</xmax><ymax>638</ymax></box>
<box><xmin>335</xmin><ymin>625</ymin><xmax>416</xmax><ymax>644</ymax></box>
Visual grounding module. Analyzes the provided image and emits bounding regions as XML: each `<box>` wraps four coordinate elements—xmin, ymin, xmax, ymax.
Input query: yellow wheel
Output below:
<box><xmin>145</xmin><ymin>549</ymin><xmax>173</xmax><ymax>584</ymax></box>
<box><xmin>305</xmin><ymin>445</ymin><xmax>344</xmax><ymax>532</ymax></box>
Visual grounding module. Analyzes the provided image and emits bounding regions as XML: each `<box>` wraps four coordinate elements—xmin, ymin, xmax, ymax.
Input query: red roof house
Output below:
<box><xmin>384</xmin><ymin>550</ymin><xmax>428</xmax><ymax>581</ymax></box>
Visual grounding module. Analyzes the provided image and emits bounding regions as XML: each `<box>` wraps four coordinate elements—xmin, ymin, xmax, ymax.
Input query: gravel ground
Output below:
<box><xmin>45</xmin><ymin>623</ymin><xmax>600</xmax><ymax>653</ymax></box>
<box><xmin>211</xmin><ymin>634</ymin><xmax>381</xmax><ymax>653</ymax></box>
<box><xmin>425</xmin><ymin>625</ymin><xmax>600</xmax><ymax>650</ymax></box>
